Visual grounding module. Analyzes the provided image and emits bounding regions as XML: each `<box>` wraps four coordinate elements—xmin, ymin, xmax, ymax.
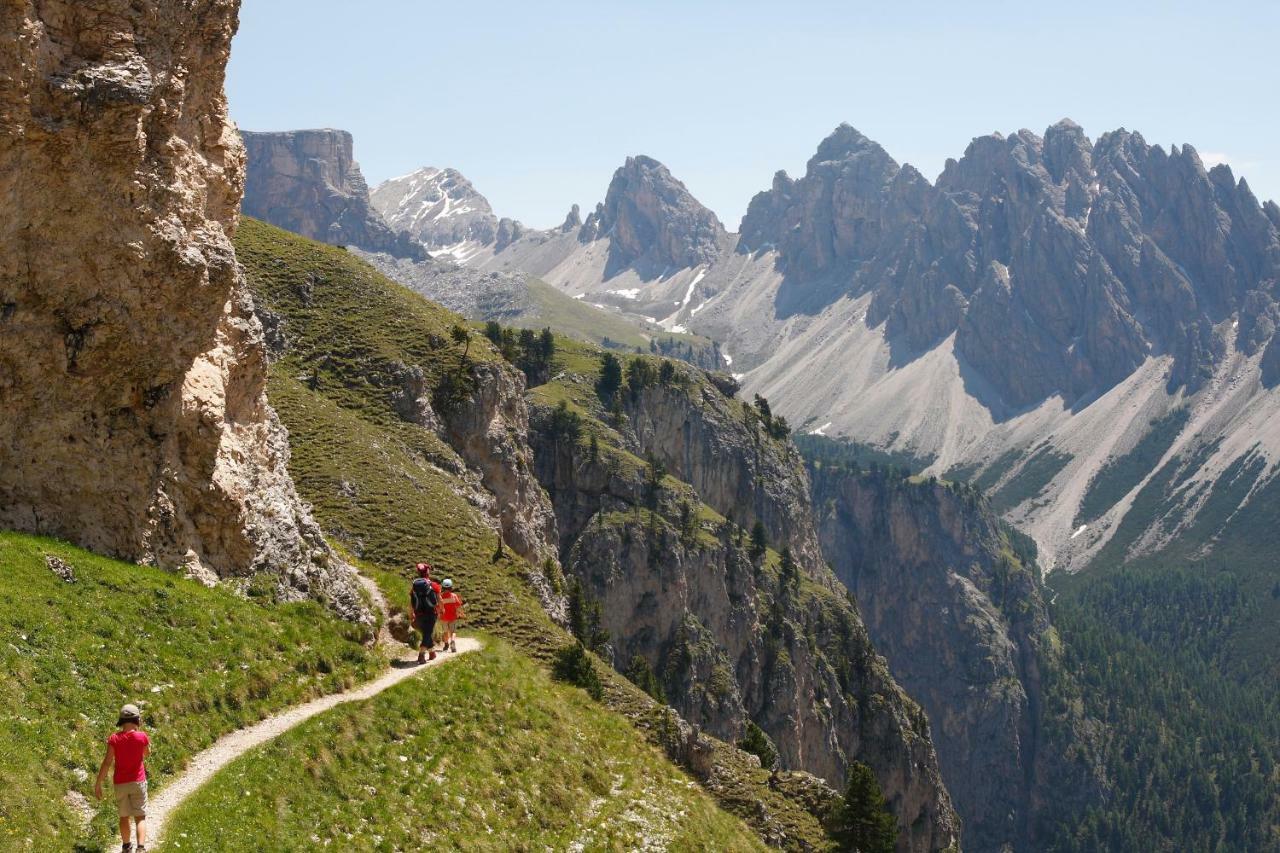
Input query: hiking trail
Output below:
<box><xmin>138</xmin><ymin>573</ymin><xmax>478</xmax><ymax>850</ymax></box>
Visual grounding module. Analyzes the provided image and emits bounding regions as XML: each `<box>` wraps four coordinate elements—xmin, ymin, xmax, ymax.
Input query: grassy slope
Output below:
<box><xmin>196</xmin><ymin>219</ymin><xmax>807</xmax><ymax>846</ymax></box>
<box><xmin>1073</xmin><ymin>407</ymin><xmax>1190</xmax><ymax>524</ymax></box>
<box><xmin>165</xmin><ymin>640</ymin><xmax>763</xmax><ymax>852</ymax></box>
<box><xmin>0</xmin><ymin>532</ymin><xmax>379</xmax><ymax>851</ymax></box>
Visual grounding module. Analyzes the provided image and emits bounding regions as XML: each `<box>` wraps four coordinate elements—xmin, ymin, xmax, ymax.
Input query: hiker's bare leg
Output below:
<box><xmin>119</xmin><ymin>816</ymin><xmax>131</xmax><ymax>843</ymax></box>
<box><xmin>135</xmin><ymin>816</ymin><xmax>147</xmax><ymax>846</ymax></box>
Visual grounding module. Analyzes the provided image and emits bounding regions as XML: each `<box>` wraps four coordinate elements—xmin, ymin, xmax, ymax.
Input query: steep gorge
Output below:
<box><xmin>806</xmin><ymin>452</ymin><xmax>1102</xmax><ymax>852</ymax></box>
<box><xmin>526</xmin><ymin>353</ymin><xmax>961</xmax><ymax>852</ymax></box>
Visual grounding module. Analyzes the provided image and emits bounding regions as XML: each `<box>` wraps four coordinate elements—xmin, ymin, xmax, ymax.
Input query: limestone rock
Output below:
<box><xmin>440</xmin><ymin>360</ymin><xmax>559</xmax><ymax>569</ymax></box>
<box><xmin>0</xmin><ymin>0</ymin><xmax>366</xmax><ymax>620</ymax></box>
<box><xmin>560</xmin><ymin>203</ymin><xmax>582</xmax><ymax>232</ymax></box>
<box><xmin>46</xmin><ymin>556</ymin><xmax>76</xmax><ymax>583</ymax></box>
<box><xmin>370</xmin><ymin>166</ymin><xmax>498</xmax><ymax>250</ymax></box>
<box><xmin>738</xmin><ymin>120</ymin><xmax>1280</xmax><ymax>408</ymax></box>
<box><xmin>810</xmin><ymin>467</ymin><xmax>1103</xmax><ymax>852</ymax></box>
<box><xmin>593</xmin><ymin>155</ymin><xmax>729</xmax><ymax>275</ymax></box>
<box><xmin>528</xmin><ymin>366</ymin><xmax>960</xmax><ymax>852</ymax></box>
<box><xmin>242</xmin><ymin>129</ymin><xmax>426</xmax><ymax>260</ymax></box>
<box><xmin>494</xmin><ymin>217</ymin><xmax>526</xmax><ymax>252</ymax></box>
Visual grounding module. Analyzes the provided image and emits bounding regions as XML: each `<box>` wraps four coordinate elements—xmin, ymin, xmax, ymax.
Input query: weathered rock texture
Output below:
<box><xmin>242</xmin><ymin>129</ymin><xmax>426</xmax><ymax>260</ymax></box>
<box><xmin>626</xmin><ymin>383</ymin><xmax>827</xmax><ymax>577</ymax></box>
<box><xmin>739</xmin><ymin>120</ymin><xmax>1280</xmax><ymax>409</ymax></box>
<box><xmin>370</xmin><ymin>166</ymin><xmax>498</xmax><ymax>251</ymax></box>
<box><xmin>0</xmin><ymin>0</ymin><xmax>365</xmax><ymax>617</ymax></box>
<box><xmin>809</xmin><ymin>465</ymin><xmax>1101</xmax><ymax>852</ymax></box>
<box><xmin>528</xmin><ymin>363</ymin><xmax>960</xmax><ymax>852</ymax></box>
<box><xmin>583</xmin><ymin>155</ymin><xmax>729</xmax><ymax>276</ymax></box>
<box><xmin>438</xmin><ymin>360</ymin><xmax>559</xmax><ymax>569</ymax></box>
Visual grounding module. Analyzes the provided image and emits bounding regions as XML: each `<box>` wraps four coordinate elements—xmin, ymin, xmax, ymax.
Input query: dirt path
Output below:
<box><xmin>141</xmin><ymin>573</ymin><xmax>478</xmax><ymax>849</ymax></box>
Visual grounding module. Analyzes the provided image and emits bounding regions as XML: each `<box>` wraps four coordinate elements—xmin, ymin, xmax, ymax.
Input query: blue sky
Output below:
<box><xmin>227</xmin><ymin>0</ymin><xmax>1278</xmax><ymax>230</ymax></box>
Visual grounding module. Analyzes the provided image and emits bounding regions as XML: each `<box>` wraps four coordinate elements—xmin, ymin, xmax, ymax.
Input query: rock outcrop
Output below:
<box><xmin>437</xmin><ymin>360</ymin><xmax>559</xmax><ymax>568</ymax></box>
<box><xmin>809</xmin><ymin>463</ymin><xmax>1101</xmax><ymax>852</ymax></box>
<box><xmin>0</xmin><ymin>0</ymin><xmax>366</xmax><ymax>618</ymax></box>
<box><xmin>242</xmin><ymin>129</ymin><xmax>427</xmax><ymax>260</ymax></box>
<box><xmin>625</xmin><ymin>383</ymin><xmax>827</xmax><ymax>577</ymax></box>
<box><xmin>527</xmin><ymin>361</ymin><xmax>960</xmax><ymax>852</ymax></box>
<box><xmin>370</xmin><ymin>166</ymin><xmax>498</xmax><ymax>251</ymax></box>
<box><xmin>737</xmin><ymin>120</ymin><xmax>1280</xmax><ymax>409</ymax></box>
<box><xmin>583</xmin><ymin>155</ymin><xmax>729</xmax><ymax>276</ymax></box>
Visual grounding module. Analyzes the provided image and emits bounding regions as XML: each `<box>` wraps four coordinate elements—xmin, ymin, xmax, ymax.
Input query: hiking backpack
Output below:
<box><xmin>411</xmin><ymin>577</ymin><xmax>438</xmax><ymax>615</ymax></box>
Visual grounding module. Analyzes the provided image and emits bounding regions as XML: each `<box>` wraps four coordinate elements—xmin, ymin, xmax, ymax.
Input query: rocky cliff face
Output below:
<box><xmin>740</xmin><ymin>124</ymin><xmax>901</xmax><ymax>299</ymax></box>
<box><xmin>738</xmin><ymin>120</ymin><xmax>1280</xmax><ymax>410</ymax></box>
<box><xmin>625</xmin><ymin>383</ymin><xmax>827</xmax><ymax>577</ymax></box>
<box><xmin>242</xmin><ymin>129</ymin><xmax>427</xmax><ymax>260</ymax></box>
<box><xmin>0</xmin><ymin>0</ymin><xmax>365</xmax><ymax>617</ymax></box>
<box><xmin>808</xmin><ymin>461</ymin><xmax>1100</xmax><ymax>852</ymax></box>
<box><xmin>370</xmin><ymin>166</ymin><xmax>499</xmax><ymax>253</ymax></box>
<box><xmin>583</xmin><ymin>155</ymin><xmax>729</xmax><ymax>276</ymax></box>
<box><xmin>527</xmin><ymin>359</ymin><xmax>960</xmax><ymax>852</ymax></box>
<box><xmin>435</xmin><ymin>360</ymin><xmax>559</xmax><ymax>569</ymax></box>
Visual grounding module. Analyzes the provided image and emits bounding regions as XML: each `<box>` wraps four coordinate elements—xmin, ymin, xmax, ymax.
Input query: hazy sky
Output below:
<box><xmin>227</xmin><ymin>0</ymin><xmax>1278</xmax><ymax>230</ymax></box>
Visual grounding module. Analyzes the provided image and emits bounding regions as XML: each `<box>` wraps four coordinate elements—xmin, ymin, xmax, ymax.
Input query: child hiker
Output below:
<box><xmin>437</xmin><ymin>578</ymin><xmax>465</xmax><ymax>653</ymax></box>
<box><xmin>94</xmin><ymin>703</ymin><xmax>150</xmax><ymax>853</ymax></box>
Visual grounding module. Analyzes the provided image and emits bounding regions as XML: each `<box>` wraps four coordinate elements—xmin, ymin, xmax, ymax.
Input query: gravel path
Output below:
<box><xmin>141</xmin><ymin>573</ymin><xmax>477</xmax><ymax>849</ymax></box>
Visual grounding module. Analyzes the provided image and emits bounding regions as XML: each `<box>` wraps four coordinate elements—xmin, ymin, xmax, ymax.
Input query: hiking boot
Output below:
<box><xmin>429</xmin><ymin>650</ymin><xmax>437</xmax><ymax>661</ymax></box>
<box><xmin>416</xmin><ymin>651</ymin><xmax>426</xmax><ymax>664</ymax></box>
<box><xmin>450</xmin><ymin>640</ymin><xmax>457</xmax><ymax>652</ymax></box>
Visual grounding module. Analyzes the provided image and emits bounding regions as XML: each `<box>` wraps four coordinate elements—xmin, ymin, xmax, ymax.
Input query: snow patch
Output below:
<box><xmin>809</xmin><ymin>421</ymin><xmax>833</xmax><ymax>436</ymax></box>
<box><xmin>679</xmin><ymin>268</ymin><xmax>707</xmax><ymax>309</ymax></box>
<box><xmin>608</xmin><ymin>288</ymin><xmax>642</xmax><ymax>300</ymax></box>
<box><xmin>1070</xmin><ymin>524</ymin><xmax>1088</xmax><ymax>540</ymax></box>
<box><xmin>429</xmin><ymin>240</ymin><xmax>483</xmax><ymax>263</ymax></box>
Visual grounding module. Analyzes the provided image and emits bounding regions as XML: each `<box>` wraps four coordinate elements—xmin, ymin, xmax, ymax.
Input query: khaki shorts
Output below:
<box><xmin>114</xmin><ymin>780</ymin><xmax>147</xmax><ymax>818</ymax></box>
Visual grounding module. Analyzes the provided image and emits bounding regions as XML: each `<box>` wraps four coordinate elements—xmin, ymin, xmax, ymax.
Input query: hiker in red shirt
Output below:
<box><xmin>95</xmin><ymin>703</ymin><xmax>150</xmax><ymax>853</ymax></box>
<box><xmin>437</xmin><ymin>578</ymin><xmax>465</xmax><ymax>653</ymax></box>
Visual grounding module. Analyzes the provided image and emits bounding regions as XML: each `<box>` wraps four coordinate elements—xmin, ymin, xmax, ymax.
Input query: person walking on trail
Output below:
<box><xmin>410</xmin><ymin>563</ymin><xmax>440</xmax><ymax>664</ymax></box>
<box><xmin>94</xmin><ymin>703</ymin><xmax>150</xmax><ymax>853</ymax></box>
<box><xmin>437</xmin><ymin>578</ymin><xmax>465</xmax><ymax>653</ymax></box>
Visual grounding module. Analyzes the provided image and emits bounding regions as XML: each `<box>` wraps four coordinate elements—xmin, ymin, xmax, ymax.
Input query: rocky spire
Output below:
<box><xmin>559</xmin><ymin>203</ymin><xmax>582</xmax><ymax>232</ymax></box>
<box><xmin>738</xmin><ymin>124</ymin><xmax>900</xmax><ymax>280</ymax></box>
<box><xmin>591</xmin><ymin>155</ymin><xmax>728</xmax><ymax>275</ymax></box>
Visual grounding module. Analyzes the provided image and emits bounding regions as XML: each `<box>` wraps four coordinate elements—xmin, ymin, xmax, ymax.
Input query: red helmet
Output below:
<box><xmin>415</xmin><ymin>562</ymin><xmax>431</xmax><ymax>577</ymax></box>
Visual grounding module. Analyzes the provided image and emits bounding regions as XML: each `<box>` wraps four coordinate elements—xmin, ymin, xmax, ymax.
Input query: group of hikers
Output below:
<box><xmin>95</xmin><ymin>562</ymin><xmax>465</xmax><ymax>852</ymax></box>
<box><xmin>408</xmin><ymin>561</ymin><xmax>466</xmax><ymax>663</ymax></box>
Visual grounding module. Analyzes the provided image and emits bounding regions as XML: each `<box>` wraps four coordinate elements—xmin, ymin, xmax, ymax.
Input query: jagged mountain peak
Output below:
<box><xmin>370</xmin><ymin>165</ymin><xmax>497</xmax><ymax>254</ymax></box>
<box><xmin>585</xmin><ymin>153</ymin><xmax>728</xmax><ymax>274</ymax></box>
<box><xmin>810</xmin><ymin>122</ymin><xmax>897</xmax><ymax>169</ymax></box>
